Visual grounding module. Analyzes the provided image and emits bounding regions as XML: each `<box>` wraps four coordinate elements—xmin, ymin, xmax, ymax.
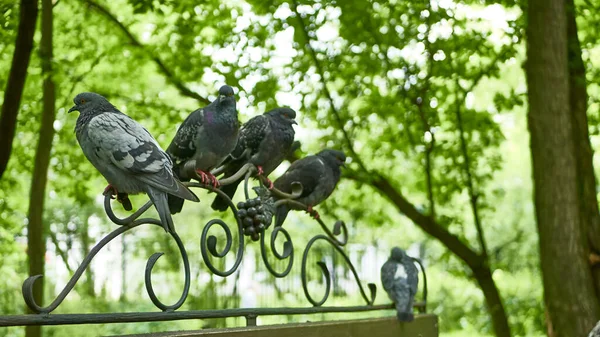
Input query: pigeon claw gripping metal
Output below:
<box><xmin>256</xmin><ymin>165</ymin><xmax>265</xmax><ymax>176</ymax></box>
<box><xmin>306</xmin><ymin>205</ymin><xmax>320</xmax><ymax>220</ymax></box>
<box><xmin>196</xmin><ymin>170</ymin><xmax>220</xmax><ymax>188</ymax></box>
<box><xmin>103</xmin><ymin>184</ymin><xmax>118</xmax><ymax>199</ymax></box>
<box><xmin>255</xmin><ymin>165</ymin><xmax>274</xmax><ymax>190</ymax></box>
<box><xmin>265</xmin><ymin>177</ymin><xmax>274</xmax><ymax>190</ymax></box>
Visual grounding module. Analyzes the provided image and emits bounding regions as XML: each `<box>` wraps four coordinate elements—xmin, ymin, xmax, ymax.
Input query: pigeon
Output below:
<box><xmin>589</xmin><ymin>321</ymin><xmax>600</xmax><ymax>337</ymax></box>
<box><xmin>380</xmin><ymin>247</ymin><xmax>419</xmax><ymax>322</ymax></box>
<box><xmin>69</xmin><ymin>92</ymin><xmax>199</xmax><ymax>233</ymax></box>
<box><xmin>272</xmin><ymin>149</ymin><xmax>346</xmax><ymax>227</ymax></box>
<box><xmin>211</xmin><ymin>107</ymin><xmax>297</xmax><ymax>211</ymax></box>
<box><xmin>166</xmin><ymin>85</ymin><xmax>239</xmax><ymax>214</ymax></box>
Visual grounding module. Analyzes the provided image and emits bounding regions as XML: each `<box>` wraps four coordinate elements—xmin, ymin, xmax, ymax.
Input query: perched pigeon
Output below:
<box><xmin>166</xmin><ymin>85</ymin><xmax>239</xmax><ymax>213</ymax></box>
<box><xmin>589</xmin><ymin>321</ymin><xmax>600</xmax><ymax>337</ymax></box>
<box><xmin>380</xmin><ymin>247</ymin><xmax>419</xmax><ymax>322</ymax></box>
<box><xmin>69</xmin><ymin>92</ymin><xmax>199</xmax><ymax>233</ymax></box>
<box><xmin>273</xmin><ymin>149</ymin><xmax>346</xmax><ymax>227</ymax></box>
<box><xmin>211</xmin><ymin>107</ymin><xmax>297</xmax><ymax>211</ymax></box>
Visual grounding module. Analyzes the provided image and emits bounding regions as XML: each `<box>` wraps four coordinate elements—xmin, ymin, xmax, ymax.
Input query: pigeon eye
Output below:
<box><xmin>80</xmin><ymin>99</ymin><xmax>86</xmax><ymax>104</ymax></box>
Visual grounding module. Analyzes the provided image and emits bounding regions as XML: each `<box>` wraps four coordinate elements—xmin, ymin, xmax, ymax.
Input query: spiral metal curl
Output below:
<box><xmin>195</xmin><ymin>183</ymin><xmax>245</xmax><ymax>277</ymax></box>
<box><xmin>259</xmin><ymin>226</ymin><xmax>294</xmax><ymax>277</ymax></box>
<box><xmin>144</xmin><ymin>219</ymin><xmax>191</xmax><ymax>311</ymax></box>
<box><xmin>301</xmin><ymin>234</ymin><xmax>376</xmax><ymax>307</ymax></box>
<box><xmin>23</xmin><ymin>195</ymin><xmax>188</xmax><ymax>313</ymax></box>
<box><xmin>411</xmin><ymin>257</ymin><xmax>428</xmax><ymax>313</ymax></box>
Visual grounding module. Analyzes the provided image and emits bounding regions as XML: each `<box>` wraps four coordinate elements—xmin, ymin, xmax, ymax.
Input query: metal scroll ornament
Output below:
<box><xmin>21</xmin><ymin>164</ymin><xmax>379</xmax><ymax>314</ymax></box>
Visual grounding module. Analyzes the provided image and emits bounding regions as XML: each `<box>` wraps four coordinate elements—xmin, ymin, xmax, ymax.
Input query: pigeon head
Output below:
<box><xmin>390</xmin><ymin>247</ymin><xmax>407</xmax><ymax>262</ymax></box>
<box><xmin>68</xmin><ymin>92</ymin><xmax>114</xmax><ymax>114</ymax></box>
<box><xmin>268</xmin><ymin>107</ymin><xmax>297</xmax><ymax>125</ymax></box>
<box><xmin>217</xmin><ymin>85</ymin><xmax>236</xmax><ymax>106</ymax></box>
<box><xmin>318</xmin><ymin>149</ymin><xmax>346</xmax><ymax>168</ymax></box>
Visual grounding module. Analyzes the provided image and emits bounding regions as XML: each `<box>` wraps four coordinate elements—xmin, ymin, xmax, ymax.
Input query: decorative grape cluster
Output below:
<box><xmin>237</xmin><ymin>198</ymin><xmax>267</xmax><ymax>242</ymax></box>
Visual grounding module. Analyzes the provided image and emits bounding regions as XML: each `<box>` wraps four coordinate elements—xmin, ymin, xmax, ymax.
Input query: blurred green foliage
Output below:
<box><xmin>1</xmin><ymin>0</ymin><xmax>600</xmax><ymax>336</ymax></box>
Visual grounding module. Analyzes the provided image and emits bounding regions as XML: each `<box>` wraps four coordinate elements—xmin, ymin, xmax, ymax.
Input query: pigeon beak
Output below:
<box><xmin>218</xmin><ymin>95</ymin><xmax>226</xmax><ymax>103</ymax></box>
<box><xmin>68</xmin><ymin>105</ymin><xmax>78</xmax><ymax>113</ymax></box>
<box><xmin>291</xmin><ymin>119</ymin><xmax>298</xmax><ymax>125</ymax></box>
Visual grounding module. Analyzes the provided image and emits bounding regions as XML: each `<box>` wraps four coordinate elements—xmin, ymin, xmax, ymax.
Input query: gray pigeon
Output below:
<box><xmin>589</xmin><ymin>321</ymin><xmax>600</xmax><ymax>337</ymax></box>
<box><xmin>69</xmin><ymin>92</ymin><xmax>199</xmax><ymax>233</ymax></box>
<box><xmin>273</xmin><ymin>149</ymin><xmax>346</xmax><ymax>227</ymax></box>
<box><xmin>380</xmin><ymin>247</ymin><xmax>419</xmax><ymax>322</ymax></box>
<box><xmin>166</xmin><ymin>85</ymin><xmax>239</xmax><ymax>214</ymax></box>
<box><xmin>211</xmin><ymin>107</ymin><xmax>297</xmax><ymax>211</ymax></box>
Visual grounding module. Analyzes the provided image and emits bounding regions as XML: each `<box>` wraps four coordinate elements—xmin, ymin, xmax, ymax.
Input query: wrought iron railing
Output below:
<box><xmin>0</xmin><ymin>164</ymin><xmax>428</xmax><ymax>327</ymax></box>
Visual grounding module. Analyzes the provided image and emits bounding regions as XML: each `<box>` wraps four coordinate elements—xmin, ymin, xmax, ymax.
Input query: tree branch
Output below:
<box><xmin>454</xmin><ymin>77</ymin><xmax>488</xmax><ymax>258</ymax></box>
<box><xmin>61</xmin><ymin>50</ymin><xmax>109</xmax><ymax>109</ymax></box>
<box><xmin>84</xmin><ymin>0</ymin><xmax>210</xmax><ymax>104</ymax></box>
<box><xmin>347</xmin><ymin>171</ymin><xmax>484</xmax><ymax>269</ymax></box>
<box><xmin>291</xmin><ymin>0</ymin><xmax>367</xmax><ymax>172</ymax></box>
<box><xmin>416</xmin><ymin>3</ymin><xmax>437</xmax><ymax>217</ymax></box>
<box><xmin>49</xmin><ymin>232</ymin><xmax>74</xmax><ymax>274</ymax></box>
<box><xmin>491</xmin><ymin>229</ymin><xmax>524</xmax><ymax>258</ymax></box>
<box><xmin>448</xmin><ymin>47</ymin><xmax>510</xmax><ymax>258</ymax></box>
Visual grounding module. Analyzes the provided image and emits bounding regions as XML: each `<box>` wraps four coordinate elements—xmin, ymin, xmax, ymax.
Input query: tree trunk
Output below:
<box><xmin>0</xmin><ymin>0</ymin><xmax>39</xmax><ymax>179</ymax></box>
<box><xmin>472</xmin><ymin>267</ymin><xmax>512</xmax><ymax>337</ymax></box>
<box><xmin>526</xmin><ymin>0</ymin><xmax>600</xmax><ymax>335</ymax></box>
<box><xmin>80</xmin><ymin>217</ymin><xmax>95</xmax><ymax>297</ymax></box>
<box><xmin>25</xmin><ymin>0</ymin><xmax>54</xmax><ymax>336</ymax></box>
<box><xmin>566</xmin><ymin>0</ymin><xmax>600</xmax><ymax>297</ymax></box>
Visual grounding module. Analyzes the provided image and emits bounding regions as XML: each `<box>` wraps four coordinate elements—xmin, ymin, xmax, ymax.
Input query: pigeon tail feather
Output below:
<box><xmin>274</xmin><ymin>204</ymin><xmax>290</xmax><ymax>227</ymax></box>
<box><xmin>148</xmin><ymin>188</ymin><xmax>175</xmax><ymax>233</ymax></box>
<box><xmin>173</xmin><ymin>179</ymin><xmax>199</xmax><ymax>202</ymax></box>
<box><xmin>395</xmin><ymin>307</ymin><xmax>414</xmax><ymax>322</ymax></box>
<box><xmin>211</xmin><ymin>180</ymin><xmax>240</xmax><ymax>211</ymax></box>
<box><xmin>165</xmin><ymin>179</ymin><xmax>199</xmax><ymax>214</ymax></box>
<box><xmin>168</xmin><ymin>195</ymin><xmax>185</xmax><ymax>215</ymax></box>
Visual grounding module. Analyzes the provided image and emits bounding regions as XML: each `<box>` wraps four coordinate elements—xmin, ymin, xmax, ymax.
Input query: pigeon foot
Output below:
<box><xmin>256</xmin><ymin>165</ymin><xmax>264</xmax><ymax>176</ymax></box>
<box><xmin>306</xmin><ymin>205</ymin><xmax>320</xmax><ymax>220</ymax></box>
<box><xmin>103</xmin><ymin>184</ymin><xmax>117</xmax><ymax>199</ymax></box>
<box><xmin>264</xmin><ymin>177</ymin><xmax>274</xmax><ymax>189</ymax></box>
<box><xmin>196</xmin><ymin>169</ymin><xmax>220</xmax><ymax>188</ymax></box>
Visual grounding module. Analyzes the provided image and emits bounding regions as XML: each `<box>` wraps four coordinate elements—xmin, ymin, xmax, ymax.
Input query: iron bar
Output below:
<box><xmin>301</xmin><ymin>235</ymin><xmax>376</xmax><ymax>307</ymax></box>
<box><xmin>0</xmin><ymin>303</ymin><xmax>430</xmax><ymax>327</ymax></box>
<box><xmin>12</xmin><ymin>161</ymin><xmax>430</xmax><ymax>322</ymax></box>
<box><xmin>259</xmin><ymin>226</ymin><xmax>294</xmax><ymax>277</ymax></box>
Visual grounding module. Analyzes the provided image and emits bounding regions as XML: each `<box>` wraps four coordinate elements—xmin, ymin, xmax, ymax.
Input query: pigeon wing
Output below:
<box><xmin>166</xmin><ymin>107</ymin><xmax>206</xmax><ymax>163</ymax></box>
<box><xmin>230</xmin><ymin>114</ymin><xmax>269</xmax><ymax>158</ymax></box>
<box><xmin>87</xmin><ymin>113</ymin><xmax>197</xmax><ymax>201</ymax></box>
<box><xmin>380</xmin><ymin>259</ymin><xmax>398</xmax><ymax>295</ymax></box>
<box><xmin>273</xmin><ymin>156</ymin><xmax>322</xmax><ymax>197</ymax></box>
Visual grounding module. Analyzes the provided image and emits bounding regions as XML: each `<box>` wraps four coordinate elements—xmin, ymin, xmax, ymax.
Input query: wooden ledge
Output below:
<box><xmin>113</xmin><ymin>315</ymin><xmax>439</xmax><ymax>337</ymax></box>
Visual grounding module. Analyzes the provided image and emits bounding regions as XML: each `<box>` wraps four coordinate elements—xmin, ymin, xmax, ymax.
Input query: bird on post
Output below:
<box><xmin>210</xmin><ymin>107</ymin><xmax>297</xmax><ymax>212</ymax></box>
<box><xmin>380</xmin><ymin>247</ymin><xmax>419</xmax><ymax>322</ymax></box>
<box><xmin>69</xmin><ymin>92</ymin><xmax>199</xmax><ymax>234</ymax></box>
<box><xmin>272</xmin><ymin>149</ymin><xmax>346</xmax><ymax>227</ymax></box>
<box><xmin>166</xmin><ymin>85</ymin><xmax>239</xmax><ymax>214</ymax></box>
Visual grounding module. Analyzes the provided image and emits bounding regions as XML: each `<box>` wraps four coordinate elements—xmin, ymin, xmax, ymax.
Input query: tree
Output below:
<box><xmin>0</xmin><ymin>0</ymin><xmax>551</xmax><ymax>335</ymax></box>
<box><xmin>0</xmin><ymin>0</ymin><xmax>39</xmax><ymax>179</ymax></box>
<box><xmin>526</xmin><ymin>0</ymin><xmax>600</xmax><ymax>335</ymax></box>
<box><xmin>26</xmin><ymin>0</ymin><xmax>55</xmax><ymax>336</ymax></box>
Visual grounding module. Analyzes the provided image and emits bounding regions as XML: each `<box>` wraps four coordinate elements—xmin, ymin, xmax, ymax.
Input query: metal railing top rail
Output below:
<box><xmin>0</xmin><ymin>303</ymin><xmax>426</xmax><ymax>327</ymax></box>
<box><xmin>1</xmin><ymin>164</ymin><xmax>429</xmax><ymax>327</ymax></box>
